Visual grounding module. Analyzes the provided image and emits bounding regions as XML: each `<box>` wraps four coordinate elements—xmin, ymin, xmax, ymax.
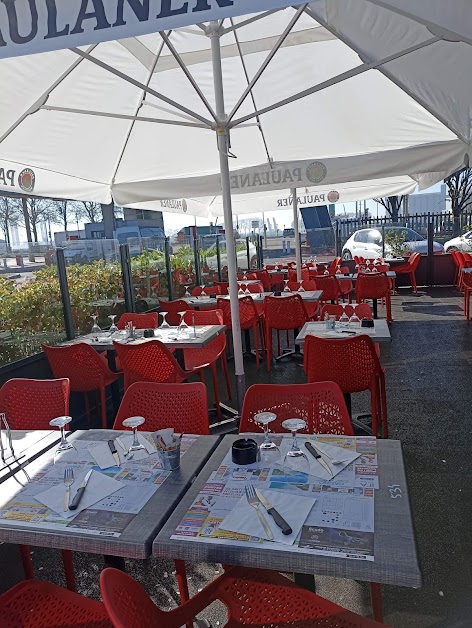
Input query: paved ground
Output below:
<box><xmin>1</xmin><ymin>286</ymin><xmax>471</xmax><ymax>626</ymax></box>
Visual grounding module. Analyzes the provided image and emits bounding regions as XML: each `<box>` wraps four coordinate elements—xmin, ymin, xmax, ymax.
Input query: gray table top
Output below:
<box><xmin>153</xmin><ymin>435</ymin><xmax>421</xmax><ymax>588</ymax></box>
<box><xmin>344</xmin><ymin>271</ymin><xmax>396</xmax><ymax>280</ymax></box>
<box><xmin>0</xmin><ymin>430</ymin><xmax>220</xmax><ymax>559</ymax></box>
<box><xmin>0</xmin><ymin>430</ymin><xmax>61</xmax><ymax>484</ymax></box>
<box><xmin>65</xmin><ymin>325</ymin><xmax>226</xmax><ymax>352</ymax></box>
<box><xmin>295</xmin><ymin>320</ymin><xmax>391</xmax><ymax>345</ymax></box>
<box><xmin>186</xmin><ymin>291</ymin><xmax>322</xmax><ymax>306</ymax></box>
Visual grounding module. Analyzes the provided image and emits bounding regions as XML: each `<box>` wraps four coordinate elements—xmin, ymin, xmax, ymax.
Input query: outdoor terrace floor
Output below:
<box><xmin>1</xmin><ymin>286</ymin><xmax>471</xmax><ymax>627</ymax></box>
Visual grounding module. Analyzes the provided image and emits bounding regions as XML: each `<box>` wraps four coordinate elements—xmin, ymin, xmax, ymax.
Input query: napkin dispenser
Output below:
<box><xmin>232</xmin><ymin>438</ymin><xmax>258</xmax><ymax>465</ymax></box>
<box><xmin>361</xmin><ymin>318</ymin><xmax>374</xmax><ymax>328</ymax></box>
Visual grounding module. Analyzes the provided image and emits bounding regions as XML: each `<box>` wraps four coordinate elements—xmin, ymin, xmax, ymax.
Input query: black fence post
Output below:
<box><xmin>193</xmin><ymin>237</ymin><xmax>201</xmax><ymax>287</ymax></box>
<box><xmin>335</xmin><ymin>220</ymin><xmax>342</xmax><ymax>257</ymax></box>
<box><xmin>427</xmin><ymin>221</ymin><xmax>434</xmax><ymax>287</ymax></box>
<box><xmin>216</xmin><ymin>235</ymin><xmax>222</xmax><ymax>281</ymax></box>
<box><xmin>246</xmin><ymin>236</ymin><xmax>251</xmax><ymax>271</ymax></box>
<box><xmin>381</xmin><ymin>226</ymin><xmax>385</xmax><ymax>258</ymax></box>
<box><xmin>164</xmin><ymin>237</ymin><xmax>174</xmax><ymax>301</ymax></box>
<box><xmin>259</xmin><ymin>235</ymin><xmax>264</xmax><ymax>268</ymax></box>
<box><xmin>55</xmin><ymin>248</ymin><xmax>75</xmax><ymax>340</ymax></box>
<box><xmin>119</xmin><ymin>244</ymin><xmax>136</xmax><ymax>313</ymax></box>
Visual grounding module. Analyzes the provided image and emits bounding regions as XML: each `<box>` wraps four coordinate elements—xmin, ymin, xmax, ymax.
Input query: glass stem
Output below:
<box><xmin>291</xmin><ymin>430</ymin><xmax>299</xmax><ymax>452</ymax></box>
<box><xmin>132</xmin><ymin>428</ymin><xmax>139</xmax><ymax>448</ymax></box>
<box><xmin>263</xmin><ymin>423</ymin><xmax>270</xmax><ymax>445</ymax></box>
<box><xmin>60</xmin><ymin>425</ymin><xmax>68</xmax><ymax>447</ymax></box>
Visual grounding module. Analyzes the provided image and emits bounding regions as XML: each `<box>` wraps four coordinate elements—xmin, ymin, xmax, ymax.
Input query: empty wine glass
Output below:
<box><xmin>244</xmin><ymin>283</ymin><xmax>251</xmax><ymax>295</ymax></box>
<box><xmin>339</xmin><ymin>309</ymin><xmax>350</xmax><ymax>326</ymax></box>
<box><xmin>108</xmin><ymin>314</ymin><xmax>118</xmax><ymax>335</ymax></box>
<box><xmin>122</xmin><ymin>416</ymin><xmax>146</xmax><ymax>454</ymax></box>
<box><xmin>177</xmin><ymin>311</ymin><xmax>189</xmax><ymax>335</ymax></box>
<box><xmin>200</xmin><ymin>284</ymin><xmax>206</xmax><ymax>298</ymax></box>
<box><xmin>349</xmin><ymin>312</ymin><xmax>361</xmax><ymax>327</ymax></box>
<box><xmin>91</xmin><ymin>314</ymin><xmax>101</xmax><ymax>333</ymax></box>
<box><xmin>49</xmin><ymin>416</ymin><xmax>77</xmax><ymax>464</ymax></box>
<box><xmin>255</xmin><ymin>412</ymin><xmax>280</xmax><ymax>464</ymax></box>
<box><xmin>324</xmin><ymin>269</ymin><xmax>329</xmax><ymax>275</ymax></box>
<box><xmin>283</xmin><ymin>279</ymin><xmax>290</xmax><ymax>292</ymax></box>
<box><xmin>238</xmin><ymin>283</ymin><xmax>245</xmax><ymax>296</ymax></box>
<box><xmin>160</xmin><ymin>311</ymin><xmax>170</xmax><ymax>329</ymax></box>
<box><xmin>183</xmin><ymin>284</ymin><xmax>191</xmax><ymax>298</ymax></box>
<box><xmin>242</xmin><ymin>272</ymin><xmax>248</xmax><ymax>281</ymax></box>
<box><xmin>298</xmin><ymin>280</ymin><xmax>305</xmax><ymax>292</ymax></box>
<box><xmin>282</xmin><ymin>418</ymin><xmax>309</xmax><ymax>475</ymax></box>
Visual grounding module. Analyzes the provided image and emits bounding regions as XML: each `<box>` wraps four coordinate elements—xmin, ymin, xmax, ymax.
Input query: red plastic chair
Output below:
<box><xmin>240</xmin><ymin>382</ymin><xmax>353</xmax><ymax>435</ymax></box>
<box><xmin>100</xmin><ymin>566</ymin><xmax>387</xmax><ymax>628</ymax></box>
<box><xmin>42</xmin><ymin>343</ymin><xmax>121</xmax><ymax>429</ymax></box>
<box><xmin>327</xmin><ymin>256</ymin><xmax>342</xmax><ymax>273</ymax></box>
<box><xmin>191</xmin><ymin>285</ymin><xmax>222</xmax><ymax>296</ymax></box>
<box><xmin>0</xmin><ymin>378</ymin><xmax>69</xmax><ymax>430</ymax></box>
<box><xmin>392</xmin><ymin>252</ymin><xmax>420</xmax><ymax>292</ymax></box>
<box><xmin>320</xmin><ymin>303</ymin><xmax>373</xmax><ymax>321</ymax></box>
<box><xmin>217</xmin><ymin>296</ymin><xmax>264</xmax><ymax>369</ymax></box>
<box><xmin>113</xmin><ymin>339</ymin><xmax>194</xmax><ymax>389</ymax></box>
<box><xmin>0</xmin><ymin>377</ymin><xmax>75</xmax><ymax>592</ymax></box>
<box><xmin>182</xmin><ymin>309</ymin><xmax>231</xmax><ymax>419</ymax></box>
<box><xmin>254</xmin><ymin>269</ymin><xmax>272</xmax><ymax>292</ymax></box>
<box><xmin>0</xmin><ymin>579</ymin><xmax>111</xmax><ymax>627</ymax></box>
<box><xmin>462</xmin><ymin>270</ymin><xmax>472</xmax><ymax>324</ymax></box>
<box><xmin>264</xmin><ymin>294</ymin><xmax>309</xmax><ymax>371</ymax></box>
<box><xmin>237</xmin><ymin>272</ymin><xmax>257</xmax><ymax>280</ymax></box>
<box><xmin>356</xmin><ymin>272</ymin><xmax>392</xmax><ymax>323</ymax></box>
<box><xmin>117</xmin><ymin>312</ymin><xmax>158</xmax><ymax>329</ymax></box>
<box><xmin>113</xmin><ymin>382</ymin><xmax>209</xmax><ymax>434</ymax></box>
<box><xmin>158</xmin><ymin>299</ymin><xmax>193</xmax><ymax>326</ymax></box>
<box><xmin>313</xmin><ymin>274</ymin><xmax>341</xmax><ymax>304</ymax></box>
<box><xmin>288</xmin><ymin>268</ymin><xmax>310</xmax><ymax>282</ymax></box>
<box><xmin>304</xmin><ymin>334</ymin><xmax>388</xmax><ymax>437</ymax></box>
<box><xmin>286</xmin><ymin>280</ymin><xmax>317</xmax><ymax>292</ymax></box>
<box><xmin>214</xmin><ymin>281</ymin><xmax>229</xmax><ymax>295</ymax></box>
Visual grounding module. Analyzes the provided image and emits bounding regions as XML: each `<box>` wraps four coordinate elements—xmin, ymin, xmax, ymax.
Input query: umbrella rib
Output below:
<box><xmin>71</xmin><ymin>47</ymin><xmax>213</xmax><ymax>128</ymax></box>
<box><xmin>229</xmin><ymin>33</ymin><xmax>441</xmax><ymax>128</ymax></box>
<box><xmin>221</xmin><ymin>9</ymin><xmax>283</xmax><ymax>35</ymax></box>
<box><xmin>0</xmin><ymin>44</ymin><xmax>97</xmax><ymax>146</ymax></box>
<box><xmin>159</xmin><ymin>31</ymin><xmax>218</xmax><ymax>123</ymax></box>
<box><xmin>230</xmin><ymin>17</ymin><xmax>272</xmax><ymax>165</ymax></box>
<box><xmin>303</xmin><ymin>5</ymin><xmax>469</xmax><ymax>145</ymax></box>
<box><xmin>227</xmin><ymin>4</ymin><xmax>307</xmax><ymax>123</ymax></box>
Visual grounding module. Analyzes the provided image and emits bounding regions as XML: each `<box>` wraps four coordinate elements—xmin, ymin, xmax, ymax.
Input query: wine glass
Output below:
<box><xmin>244</xmin><ymin>283</ymin><xmax>251</xmax><ymax>295</ymax></box>
<box><xmin>108</xmin><ymin>314</ymin><xmax>118</xmax><ymax>335</ymax></box>
<box><xmin>122</xmin><ymin>416</ymin><xmax>146</xmax><ymax>454</ymax></box>
<box><xmin>160</xmin><ymin>311</ymin><xmax>170</xmax><ymax>329</ymax></box>
<box><xmin>200</xmin><ymin>284</ymin><xmax>206</xmax><ymax>298</ymax></box>
<box><xmin>49</xmin><ymin>416</ymin><xmax>77</xmax><ymax>464</ymax></box>
<box><xmin>298</xmin><ymin>280</ymin><xmax>305</xmax><ymax>292</ymax></box>
<box><xmin>242</xmin><ymin>272</ymin><xmax>248</xmax><ymax>281</ymax></box>
<box><xmin>91</xmin><ymin>314</ymin><xmax>101</xmax><ymax>333</ymax></box>
<box><xmin>324</xmin><ymin>269</ymin><xmax>329</xmax><ymax>275</ymax></box>
<box><xmin>339</xmin><ymin>310</ymin><xmax>350</xmax><ymax>327</ymax></box>
<box><xmin>349</xmin><ymin>312</ymin><xmax>361</xmax><ymax>327</ymax></box>
<box><xmin>254</xmin><ymin>412</ymin><xmax>280</xmax><ymax>464</ymax></box>
<box><xmin>177</xmin><ymin>311</ymin><xmax>189</xmax><ymax>334</ymax></box>
<box><xmin>283</xmin><ymin>279</ymin><xmax>290</xmax><ymax>292</ymax></box>
<box><xmin>183</xmin><ymin>284</ymin><xmax>191</xmax><ymax>298</ymax></box>
<box><xmin>238</xmin><ymin>283</ymin><xmax>245</xmax><ymax>296</ymax></box>
<box><xmin>282</xmin><ymin>418</ymin><xmax>309</xmax><ymax>475</ymax></box>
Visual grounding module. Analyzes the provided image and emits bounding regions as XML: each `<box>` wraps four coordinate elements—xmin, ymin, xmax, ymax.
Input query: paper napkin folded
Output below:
<box><xmin>219</xmin><ymin>488</ymin><xmax>316</xmax><ymax>545</ymax></box>
<box><xmin>36</xmin><ymin>468</ymin><xmax>123</xmax><ymax>519</ymax></box>
<box><xmin>301</xmin><ymin>439</ymin><xmax>361</xmax><ymax>481</ymax></box>
<box><xmin>88</xmin><ymin>442</ymin><xmax>124</xmax><ymax>470</ymax></box>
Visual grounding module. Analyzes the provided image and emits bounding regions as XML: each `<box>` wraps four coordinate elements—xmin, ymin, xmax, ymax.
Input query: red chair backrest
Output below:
<box><xmin>191</xmin><ymin>285</ymin><xmax>222</xmax><ymax>296</ymax></box>
<box><xmin>264</xmin><ymin>294</ymin><xmax>309</xmax><ymax>330</ymax></box>
<box><xmin>246</xmin><ymin>282</ymin><xmax>264</xmax><ymax>293</ymax></box>
<box><xmin>407</xmin><ymin>252</ymin><xmax>421</xmax><ymax>270</ymax></box>
<box><xmin>117</xmin><ymin>313</ymin><xmax>158</xmax><ymax>330</ymax></box>
<box><xmin>254</xmin><ymin>270</ymin><xmax>271</xmax><ymax>292</ymax></box>
<box><xmin>313</xmin><ymin>275</ymin><xmax>340</xmax><ymax>301</ymax></box>
<box><xmin>462</xmin><ymin>252</ymin><xmax>472</xmax><ymax>262</ymax></box>
<box><xmin>328</xmin><ymin>257</ymin><xmax>341</xmax><ymax>271</ymax></box>
<box><xmin>113</xmin><ymin>382</ymin><xmax>209</xmax><ymax>434</ymax></box>
<box><xmin>113</xmin><ymin>339</ymin><xmax>188</xmax><ymax>388</ymax></box>
<box><xmin>158</xmin><ymin>299</ymin><xmax>193</xmax><ymax>326</ymax></box>
<box><xmin>182</xmin><ymin>309</ymin><xmax>226</xmax><ymax>368</ymax></box>
<box><xmin>42</xmin><ymin>343</ymin><xmax>112</xmax><ymax>392</ymax></box>
<box><xmin>462</xmin><ymin>271</ymin><xmax>472</xmax><ymax>289</ymax></box>
<box><xmin>356</xmin><ymin>272</ymin><xmax>390</xmax><ymax>300</ymax></box>
<box><xmin>319</xmin><ymin>304</ymin><xmax>345</xmax><ymax>320</ymax></box>
<box><xmin>217</xmin><ymin>296</ymin><xmax>259</xmax><ymax>330</ymax></box>
<box><xmin>287</xmin><ymin>280</ymin><xmax>317</xmax><ymax>292</ymax></box>
<box><xmin>214</xmin><ymin>281</ymin><xmax>229</xmax><ymax>295</ymax></box>
<box><xmin>0</xmin><ymin>378</ymin><xmax>69</xmax><ymax>430</ymax></box>
<box><xmin>304</xmin><ymin>334</ymin><xmax>382</xmax><ymax>394</ymax></box>
<box><xmin>239</xmin><ymin>382</ymin><xmax>353</xmax><ymax>435</ymax></box>
<box><xmin>288</xmin><ymin>269</ymin><xmax>310</xmax><ymax>282</ymax></box>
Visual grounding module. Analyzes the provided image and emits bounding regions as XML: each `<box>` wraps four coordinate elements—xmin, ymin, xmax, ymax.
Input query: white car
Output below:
<box><xmin>342</xmin><ymin>227</ymin><xmax>444</xmax><ymax>260</ymax></box>
<box><xmin>444</xmin><ymin>231</ymin><xmax>472</xmax><ymax>253</ymax></box>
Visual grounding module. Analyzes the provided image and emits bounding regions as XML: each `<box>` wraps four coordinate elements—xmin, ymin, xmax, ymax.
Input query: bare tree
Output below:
<box><xmin>444</xmin><ymin>167</ymin><xmax>472</xmax><ymax>237</ymax></box>
<box><xmin>0</xmin><ymin>196</ymin><xmax>21</xmax><ymax>252</ymax></box>
<box><xmin>50</xmin><ymin>199</ymin><xmax>74</xmax><ymax>234</ymax></box>
<box><xmin>372</xmin><ymin>196</ymin><xmax>405</xmax><ymax>223</ymax></box>
<box><xmin>19</xmin><ymin>198</ymin><xmax>54</xmax><ymax>243</ymax></box>
<box><xmin>75</xmin><ymin>200</ymin><xmax>102</xmax><ymax>224</ymax></box>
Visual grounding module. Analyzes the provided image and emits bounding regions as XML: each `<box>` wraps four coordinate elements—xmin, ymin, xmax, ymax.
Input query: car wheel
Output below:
<box><xmin>250</xmin><ymin>255</ymin><xmax>258</xmax><ymax>269</ymax></box>
<box><xmin>447</xmin><ymin>246</ymin><xmax>458</xmax><ymax>252</ymax></box>
<box><xmin>342</xmin><ymin>250</ymin><xmax>352</xmax><ymax>260</ymax></box>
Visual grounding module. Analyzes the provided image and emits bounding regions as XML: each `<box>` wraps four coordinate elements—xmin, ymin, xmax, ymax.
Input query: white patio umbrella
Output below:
<box><xmin>0</xmin><ymin>1</ymin><xmax>471</xmax><ymax>406</ymax></box>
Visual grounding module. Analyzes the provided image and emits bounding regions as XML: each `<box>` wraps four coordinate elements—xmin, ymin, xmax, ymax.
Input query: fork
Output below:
<box><xmin>63</xmin><ymin>467</ymin><xmax>74</xmax><ymax>512</ymax></box>
<box><xmin>245</xmin><ymin>485</ymin><xmax>273</xmax><ymax>540</ymax></box>
<box><xmin>116</xmin><ymin>437</ymin><xmax>133</xmax><ymax>460</ymax></box>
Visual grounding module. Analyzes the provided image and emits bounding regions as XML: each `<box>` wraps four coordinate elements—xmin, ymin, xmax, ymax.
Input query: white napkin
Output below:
<box><xmin>117</xmin><ymin>433</ymin><xmax>157</xmax><ymax>461</ymax></box>
<box><xmin>89</xmin><ymin>442</ymin><xmax>123</xmax><ymax>470</ymax></box>
<box><xmin>301</xmin><ymin>439</ymin><xmax>361</xmax><ymax>481</ymax></box>
<box><xmin>35</xmin><ymin>469</ymin><xmax>123</xmax><ymax>519</ymax></box>
<box><xmin>219</xmin><ymin>488</ymin><xmax>315</xmax><ymax>545</ymax></box>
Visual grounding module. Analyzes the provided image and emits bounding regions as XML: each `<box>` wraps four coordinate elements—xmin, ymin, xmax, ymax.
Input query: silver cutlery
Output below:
<box><xmin>309</xmin><ymin>441</ymin><xmax>346</xmax><ymax>465</ymax></box>
<box><xmin>245</xmin><ymin>484</ymin><xmax>273</xmax><ymax>540</ymax></box>
<box><xmin>63</xmin><ymin>467</ymin><xmax>74</xmax><ymax>512</ymax></box>
<box><xmin>305</xmin><ymin>441</ymin><xmax>334</xmax><ymax>477</ymax></box>
<box><xmin>69</xmin><ymin>469</ymin><xmax>92</xmax><ymax>510</ymax></box>
<box><xmin>116</xmin><ymin>436</ymin><xmax>133</xmax><ymax>460</ymax></box>
<box><xmin>255</xmin><ymin>488</ymin><xmax>292</xmax><ymax>535</ymax></box>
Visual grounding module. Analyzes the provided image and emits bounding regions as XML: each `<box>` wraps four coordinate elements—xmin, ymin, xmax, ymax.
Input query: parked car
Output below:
<box><xmin>283</xmin><ymin>228</ymin><xmax>295</xmax><ymax>237</ymax></box>
<box><xmin>342</xmin><ymin>226</ymin><xmax>444</xmax><ymax>260</ymax></box>
<box><xmin>62</xmin><ymin>241</ymin><xmax>118</xmax><ymax>264</ymax></box>
<box><xmin>444</xmin><ymin>231</ymin><xmax>472</xmax><ymax>253</ymax></box>
<box><xmin>204</xmin><ymin>239</ymin><xmax>257</xmax><ymax>270</ymax></box>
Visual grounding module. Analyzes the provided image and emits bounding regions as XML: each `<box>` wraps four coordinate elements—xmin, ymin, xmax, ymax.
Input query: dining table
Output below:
<box><xmin>152</xmin><ymin>434</ymin><xmax>421</xmax><ymax>593</ymax></box>
<box><xmin>295</xmin><ymin>320</ymin><xmax>392</xmax><ymax>346</ymax></box>
<box><xmin>337</xmin><ymin>272</ymin><xmax>396</xmax><ymax>317</ymax></box>
<box><xmin>0</xmin><ymin>429</ymin><xmax>220</xmax><ymax>565</ymax></box>
<box><xmin>0</xmin><ymin>430</ymin><xmax>62</xmax><ymax>484</ymax></box>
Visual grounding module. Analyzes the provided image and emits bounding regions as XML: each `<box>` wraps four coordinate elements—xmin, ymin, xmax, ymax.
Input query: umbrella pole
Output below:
<box><xmin>291</xmin><ymin>187</ymin><xmax>302</xmax><ymax>281</ymax></box>
<box><xmin>210</xmin><ymin>22</ymin><xmax>246</xmax><ymax>412</ymax></box>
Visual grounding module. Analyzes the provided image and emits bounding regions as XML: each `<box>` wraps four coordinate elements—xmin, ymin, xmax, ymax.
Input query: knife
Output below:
<box><xmin>254</xmin><ymin>488</ymin><xmax>292</xmax><ymax>535</ymax></box>
<box><xmin>108</xmin><ymin>439</ymin><xmax>121</xmax><ymax>466</ymax></box>
<box><xmin>69</xmin><ymin>469</ymin><xmax>93</xmax><ymax>510</ymax></box>
<box><xmin>305</xmin><ymin>441</ymin><xmax>333</xmax><ymax>478</ymax></box>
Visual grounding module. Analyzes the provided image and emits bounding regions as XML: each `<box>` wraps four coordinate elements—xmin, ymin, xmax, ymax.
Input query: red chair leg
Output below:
<box><xmin>61</xmin><ymin>549</ymin><xmax>76</xmax><ymax>592</ymax></box>
<box><xmin>19</xmin><ymin>545</ymin><xmax>34</xmax><ymax>579</ymax></box>
<box><xmin>370</xmin><ymin>582</ymin><xmax>383</xmax><ymax>622</ymax></box>
<box><xmin>411</xmin><ymin>270</ymin><xmax>417</xmax><ymax>293</ymax></box>
<box><xmin>174</xmin><ymin>560</ymin><xmax>193</xmax><ymax>628</ymax></box>
<box><xmin>100</xmin><ymin>387</ymin><xmax>107</xmax><ymax>429</ymax></box>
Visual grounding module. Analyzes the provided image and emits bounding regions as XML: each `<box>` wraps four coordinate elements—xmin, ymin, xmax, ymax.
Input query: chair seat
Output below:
<box><xmin>0</xmin><ymin>580</ymin><xmax>111</xmax><ymax>627</ymax></box>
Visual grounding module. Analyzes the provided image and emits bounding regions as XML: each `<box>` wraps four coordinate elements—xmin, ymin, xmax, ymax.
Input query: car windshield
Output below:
<box><xmin>385</xmin><ymin>228</ymin><xmax>424</xmax><ymax>242</ymax></box>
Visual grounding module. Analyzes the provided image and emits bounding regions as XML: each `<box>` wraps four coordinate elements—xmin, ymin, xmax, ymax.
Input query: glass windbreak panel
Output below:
<box><xmin>0</xmin><ymin>247</ymin><xmax>66</xmax><ymax>366</ymax></box>
<box><xmin>130</xmin><ymin>236</ymin><xmax>166</xmax><ymax>309</ymax></box>
<box><xmin>62</xmin><ymin>239</ymin><xmax>123</xmax><ymax>336</ymax></box>
<box><xmin>170</xmin><ymin>235</ymin><xmax>197</xmax><ymax>297</ymax></box>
